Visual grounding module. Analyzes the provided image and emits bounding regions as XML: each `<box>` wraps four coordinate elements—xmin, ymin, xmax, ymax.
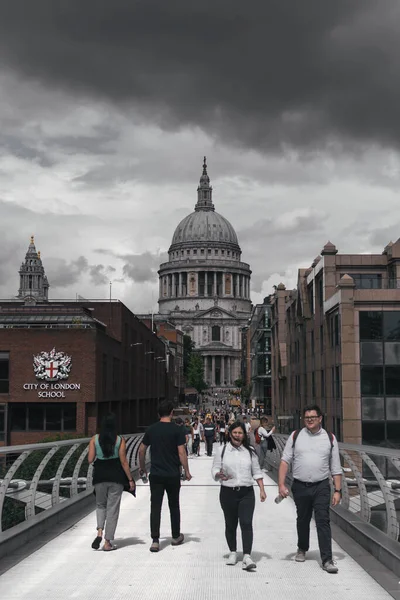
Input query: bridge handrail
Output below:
<box><xmin>0</xmin><ymin>433</ymin><xmax>145</xmax><ymax>540</ymax></box>
<box><xmin>267</xmin><ymin>434</ymin><xmax>400</xmax><ymax>543</ymax></box>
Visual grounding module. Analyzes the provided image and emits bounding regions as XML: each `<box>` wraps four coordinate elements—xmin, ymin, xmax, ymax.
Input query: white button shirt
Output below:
<box><xmin>211</xmin><ymin>442</ymin><xmax>264</xmax><ymax>487</ymax></box>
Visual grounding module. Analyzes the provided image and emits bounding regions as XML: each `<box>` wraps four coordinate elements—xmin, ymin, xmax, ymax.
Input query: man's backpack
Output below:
<box><xmin>292</xmin><ymin>429</ymin><xmax>334</xmax><ymax>463</ymax></box>
<box><xmin>254</xmin><ymin>427</ymin><xmax>262</xmax><ymax>445</ymax></box>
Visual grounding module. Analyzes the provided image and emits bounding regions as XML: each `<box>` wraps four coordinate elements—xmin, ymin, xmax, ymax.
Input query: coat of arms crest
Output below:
<box><xmin>33</xmin><ymin>348</ymin><xmax>72</xmax><ymax>381</ymax></box>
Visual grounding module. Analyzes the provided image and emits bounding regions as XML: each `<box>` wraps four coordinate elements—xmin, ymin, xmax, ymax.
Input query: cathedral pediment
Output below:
<box><xmin>195</xmin><ymin>307</ymin><xmax>236</xmax><ymax>320</ymax></box>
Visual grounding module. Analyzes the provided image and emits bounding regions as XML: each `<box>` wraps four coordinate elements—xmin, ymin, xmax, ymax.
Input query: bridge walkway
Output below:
<box><xmin>0</xmin><ymin>453</ymin><xmax>394</xmax><ymax>599</ymax></box>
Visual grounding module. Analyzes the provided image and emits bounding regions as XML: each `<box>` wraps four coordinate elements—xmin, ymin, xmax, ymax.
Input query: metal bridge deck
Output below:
<box><xmin>0</xmin><ymin>452</ymin><xmax>394</xmax><ymax>599</ymax></box>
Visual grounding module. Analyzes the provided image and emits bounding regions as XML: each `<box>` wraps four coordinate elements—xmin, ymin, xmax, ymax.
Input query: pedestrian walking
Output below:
<box><xmin>278</xmin><ymin>404</ymin><xmax>342</xmax><ymax>574</ymax></box>
<box><xmin>192</xmin><ymin>418</ymin><xmax>201</xmax><ymax>456</ymax></box>
<box><xmin>218</xmin><ymin>418</ymin><xmax>226</xmax><ymax>445</ymax></box>
<box><xmin>258</xmin><ymin>416</ymin><xmax>276</xmax><ymax>471</ymax></box>
<box><xmin>212</xmin><ymin>420</ymin><xmax>266</xmax><ymax>571</ymax></box>
<box><xmin>88</xmin><ymin>414</ymin><xmax>135</xmax><ymax>551</ymax></box>
<box><xmin>138</xmin><ymin>401</ymin><xmax>192</xmax><ymax>553</ymax></box>
<box><xmin>203</xmin><ymin>416</ymin><xmax>216</xmax><ymax>456</ymax></box>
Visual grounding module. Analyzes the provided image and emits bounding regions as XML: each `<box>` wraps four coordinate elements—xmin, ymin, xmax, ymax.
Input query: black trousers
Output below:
<box><xmin>205</xmin><ymin>437</ymin><xmax>214</xmax><ymax>456</ymax></box>
<box><xmin>149</xmin><ymin>474</ymin><xmax>181</xmax><ymax>540</ymax></box>
<box><xmin>292</xmin><ymin>478</ymin><xmax>332</xmax><ymax>563</ymax></box>
<box><xmin>220</xmin><ymin>486</ymin><xmax>255</xmax><ymax>555</ymax></box>
<box><xmin>193</xmin><ymin>437</ymin><xmax>200</xmax><ymax>455</ymax></box>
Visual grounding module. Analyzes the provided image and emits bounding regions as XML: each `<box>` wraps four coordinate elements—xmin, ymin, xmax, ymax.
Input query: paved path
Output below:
<box><xmin>0</xmin><ymin>452</ymin><xmax>393</xmax><ymax>600</ymax></box>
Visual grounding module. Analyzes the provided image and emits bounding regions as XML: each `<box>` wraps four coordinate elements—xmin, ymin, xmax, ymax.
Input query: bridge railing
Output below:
<box><xmin>0</xmin><ymin>433</ymin><xmax>144</xmax><ymax>543</ymax></box>
<box><xmin>266</xmin><ymin>434</ymin><xmax>400</xmax><ymax>543</ymax></box>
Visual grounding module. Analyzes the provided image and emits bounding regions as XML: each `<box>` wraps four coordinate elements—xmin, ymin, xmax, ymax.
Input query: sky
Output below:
<box><xmin>1</xmin><ymin>1</ymin><xmax>400</xmax><ymax>311</ymax></box>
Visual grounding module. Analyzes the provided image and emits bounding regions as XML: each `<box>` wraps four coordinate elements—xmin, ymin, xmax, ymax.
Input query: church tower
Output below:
<box><xmin>17</xmin><ymin>236</ymin><xmax>49</xmax><ymax>302</ymax></box>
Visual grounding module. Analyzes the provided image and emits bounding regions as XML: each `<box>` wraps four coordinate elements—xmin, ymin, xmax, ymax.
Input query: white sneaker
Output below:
<box><xmin>242</xmin><ymin>554</ymin><xmax>256</xmax><ymax>570</ymax></box>
<box><xmin>226</xmin><ymin>551</ymin><xmax>237</xmax><ymax>565</ymax></box>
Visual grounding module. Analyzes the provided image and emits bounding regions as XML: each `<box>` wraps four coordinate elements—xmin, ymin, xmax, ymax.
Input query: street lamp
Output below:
<box><xmin>131</xmin><ymin>343</ymin><xmax>143</xmax><ymax>347</ymax></box>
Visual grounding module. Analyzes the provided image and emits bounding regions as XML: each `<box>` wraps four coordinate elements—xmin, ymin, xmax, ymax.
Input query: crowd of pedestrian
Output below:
<box><xmin>88</xmin><ymin>402</ymin><xmax>342</xmax><ymax>575</ymax></box>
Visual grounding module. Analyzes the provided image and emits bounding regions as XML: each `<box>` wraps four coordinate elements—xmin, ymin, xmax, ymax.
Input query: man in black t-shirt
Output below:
<box><xmin>139</xmin><ymin>401</ymin><xmax>192</xmax><ymax>553</ymax></box>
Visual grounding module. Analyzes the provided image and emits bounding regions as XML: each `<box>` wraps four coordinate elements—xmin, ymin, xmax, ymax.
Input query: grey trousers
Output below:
<box><xmin>94</xmin><ymin>482</ymin><xmax>124</xmax><ymax>541</ymax></box>
<box><xmin>259</xmin><ymin>440</ymin><xmax>268</xmax><ymax>469</ymax></box>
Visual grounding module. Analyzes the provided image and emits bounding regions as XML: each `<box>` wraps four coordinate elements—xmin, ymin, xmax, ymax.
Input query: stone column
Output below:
<box><xmin>221</xmin><ymin>356</ymin><xmax>225</xmax><ymax>385</ymax></box>
<box><xmin>212</xmin><ymin>356</ymin><xmax>216</xmax><ymax>386</ymax></box>
<box><xmin>222</xmin><ymin>272</ymin><xmax>225</xmax><ymax>296</ymax></box>
<box><xmin>179</xmin><ymin>273</ymin><xmax>182</xmax><ymax>297</ymax></box>
<box><xmin>227</xmin><ymin>357</ymin><xmax>231</xmax><ymax>385</ymax></box>
<box><xmin>205</xmin><ymin>272</ymin><xmax>208</xmax><ymax>296</ymax></box>
<box><xmin>214</xmin><ymin>272</ymin><xmax>217</xmax><ymax>296</ymax></box>
<box><xmin>203</xmin><ymin>355</ymin><xmax>207</xmax><ymax>383</ymax></box>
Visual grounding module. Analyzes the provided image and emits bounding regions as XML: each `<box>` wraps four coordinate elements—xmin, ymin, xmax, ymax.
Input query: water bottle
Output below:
<box><xmin>274</xmin><ymin>494</ymin><xmax>285</xmax><ymax>504</ymax></box>
<box><xmin>140</xmin><ymin>470</ymin><xmax>148</xmax><ymax>484</ymax></box>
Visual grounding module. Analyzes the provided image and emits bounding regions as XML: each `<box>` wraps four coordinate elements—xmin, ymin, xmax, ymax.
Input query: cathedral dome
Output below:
<box><xmin>171</xmin><ymin>210</ymin><xmax>239</xmax><ymax>248</ymax></box>
<box><xmin>169</xmin><ymin>157</ymin><xmax>240</xmax><ymax>252</ymax></box>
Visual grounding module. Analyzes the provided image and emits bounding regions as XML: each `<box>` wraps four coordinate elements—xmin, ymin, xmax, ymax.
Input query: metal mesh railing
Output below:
<box><xmin>265</xmin><ymin>434</ymin><xmax>400</xmax><ymax>542</ymax></box>
<box><xmin>0</xmin><ymin>433</ymin><xmax>144</xmax><ymax>538</ymax></box>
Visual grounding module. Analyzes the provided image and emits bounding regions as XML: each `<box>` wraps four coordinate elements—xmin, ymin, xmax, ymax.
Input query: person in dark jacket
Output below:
<box><xmin>203</xmin><ymin>417</ymin><xmax>216</xmax><ymax>456</ymax></box>
<box><xmin>88</xmin><ymin>414</ymin><xmax>135</xmax><ymax>551</ymax></box>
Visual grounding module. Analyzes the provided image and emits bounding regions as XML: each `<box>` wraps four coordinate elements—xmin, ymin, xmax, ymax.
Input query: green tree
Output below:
<box><xmin>187</xmin><ymin>354</ymin><xmax>207</xmax><ymax>396</ymax></box>
<box><xmin>183</xmin><ymin>334</ymin><xmax>195</xmax><ymax>377</ymax></box>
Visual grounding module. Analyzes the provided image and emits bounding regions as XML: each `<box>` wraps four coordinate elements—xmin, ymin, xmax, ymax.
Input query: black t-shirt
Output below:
<box><xmin>142</xmin><ymin>421</ymin><xmax>186</xmax><ymax>477</ymax></box>
<box><xmin>203</xmin><ymin>424</ymin><xmax>215</xmax><ymax>438</ymax></box>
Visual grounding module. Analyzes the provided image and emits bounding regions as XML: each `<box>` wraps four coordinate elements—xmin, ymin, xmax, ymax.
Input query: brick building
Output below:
<box><xmin>270</xmin><ymin>240</ymin><xmax>400</xmax><ymax>446</ymax></box>
<box><xmin>0</xmin><ymin>238</ymin><xmax>176</xmax><ymax>445</ymax></box>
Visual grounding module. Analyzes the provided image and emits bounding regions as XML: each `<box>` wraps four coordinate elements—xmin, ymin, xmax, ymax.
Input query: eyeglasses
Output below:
<box><xmin>304</xmin><ymin>416</ymin><xmax>320</xmax><ymax>421</ymax></box>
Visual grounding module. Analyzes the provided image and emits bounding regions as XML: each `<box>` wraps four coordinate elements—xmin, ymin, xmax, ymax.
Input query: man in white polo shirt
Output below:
<box><xmin>278</xmin><ymin>405</ymin><xmax>342</xmax><ymax>574</ymax></box>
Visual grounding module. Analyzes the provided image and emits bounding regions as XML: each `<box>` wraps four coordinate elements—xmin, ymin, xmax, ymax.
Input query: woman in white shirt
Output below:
<box><xmin>258</xmin><ymin>417</ymin><xmax>276</xmax><ymax>471</ymax></box>
<box><xmin>211</xmin><ymin>420</ymin><xmax>266</xmax><ymax>571</ymax></box>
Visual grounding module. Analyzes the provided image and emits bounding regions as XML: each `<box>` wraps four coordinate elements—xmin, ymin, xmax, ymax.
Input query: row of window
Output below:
<box><xmin>362</xmin><ymin>421</ymin><xmax>400</xmax><ymax>447</ymax></box>
<box><xmin>362</xmin><ymin>396</ymin><xmax>400</xmax><ymax>421</ymax></box>
<box><xmin>10</xmin><ymin>403</ymin><xmax>77</xmax><ymax>432</ymax></box>
<box><xmin>360</xmin><ymin>311</ymin><xmax>400</xmax><ymax>341</ymax></box>
<box><xmin>171</xmin><ymin>248</ymin><xmax>239</xmax><ymax>260</ymax></box>
<box><xmin>361</xmin><ymin>366</ymin><xmax>400</xmax><ymax>396</ymax></box>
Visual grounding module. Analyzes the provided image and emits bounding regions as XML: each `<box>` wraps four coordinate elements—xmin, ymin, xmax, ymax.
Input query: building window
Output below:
<box><xmin>0</xmin><ymin>352</ymin><xmax>9</xmax><ymax>394</ymax></box>
<box><xmin>208</xmin><ymin>249</ymin><xmax>212</xmax><ymax>254</ymax></box>
<box><xmin>351</xmin><ymin>273</ymin><xmax>382</xmax><ymax>289</ymax></box>
<box><xmin>201</xmin><ymin>249</ymin><xmax>204</xmax><ymax>255</ymax></box>
<box><xmin>187</xmin><ymin>249</ymin><xmax>190</xmax><ymax>255</ymax></box>
<box><xmin>310</xmin><ymin>331</ymin><xmax>315</xmax><ymax>355</ymax></box>
<box><xmin>361</xmin><ymin>366</ymin><xmax>384</xmax><ymax>395</ymax></box>
<box><xmin>320</xmin><ymin>324</ymin><xmax>324</xmax><ymax>353</ymax></box>
<box><xmin>335</xmin><ymin>365</ymin><xmax>341</xmax><ymax>399</ymax></box>
<box><xmin>227</xmin><ymin>251</ymin><xmax>230</xmax><ymax>256</ymax></box>
<box><xmin>215</xmin><ymin>250</ymin><xmax>218</xmax><ymax>255</ymax></box>
<box><xmin>362</xmin><ymin>422</ymin><xmax>385</xmax><ymax>445</ymax></box>
<box><xmin>308</xmin><ymin>284</ymin><xmax>314</xmax><ymax>314</ymax></box>
<box><xmin>212</xmin><ymin>326</ymin><xmax>221</xmax><ymax>341</ymax></box>
<box><xmin>193</xmin><ymin>249</ymin><xmax>197</xmax><ymax>255</ymax></box>
<box><xmin>312</xmin><ymin>372</ymin><xmax>316</xmax><ymax>398</ymax></box>
<box><xmin>221</xmin><ymin>250</ymin><xmax>225</xmax><ymax>255</ymax></box>
<box><xmin>359</xmin><ymin>311</ymin><xmax>383</xmax><ymax>341</ymax></box>
<box><xmin>10</xmin><ymin>403</ymin><xmax>77</xmax><ymax>431</ymax></box>
<box><xmin>0</xmin><ymin>405</ymin><xmax>5</xmax><ymax>441</ymax></box>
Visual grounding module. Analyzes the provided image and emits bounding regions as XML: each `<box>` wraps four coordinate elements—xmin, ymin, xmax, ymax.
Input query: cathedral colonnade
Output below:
<box><xmin>160</xmin><ymin>271</ymin><xmax>251</xmax><ymax>299</ymax></box>
<box><xmin>202</xmin><ymin>354</ymin><xmax>240</xmax><ymax>387</ymax></box>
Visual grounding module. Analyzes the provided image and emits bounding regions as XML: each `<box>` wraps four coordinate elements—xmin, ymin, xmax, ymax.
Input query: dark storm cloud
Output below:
<box><xmin>0</xmin><ymin>2</ymin><xmax>399</xmax><ymax>151</ymax></box>
<box><xmin>45</xmin><ymin>257</ymin><xmax>118</xmax><ymax>288</ymax></box>
<box><xmin>121</xmin><ymin>251</ymin><xmax>167</xmax><ymax>283</ymax></box>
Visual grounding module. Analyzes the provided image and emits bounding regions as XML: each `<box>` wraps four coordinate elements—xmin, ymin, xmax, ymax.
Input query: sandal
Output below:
<box><xmin>91</xmin><ymin>536</ymin><xmax>102</xmax><ymax>550</ymax></box>
<box><xmin>103</xmin><ymin>544</ymin><xmax>117</xmax><ymax>552</ymax></box>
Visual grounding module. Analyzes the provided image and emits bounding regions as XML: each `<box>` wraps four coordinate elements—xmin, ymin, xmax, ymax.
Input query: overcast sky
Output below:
<box><xmin>1</xmin><ymin>1</ymin><xmax>400</xmax><ymax>311</ymax></box>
